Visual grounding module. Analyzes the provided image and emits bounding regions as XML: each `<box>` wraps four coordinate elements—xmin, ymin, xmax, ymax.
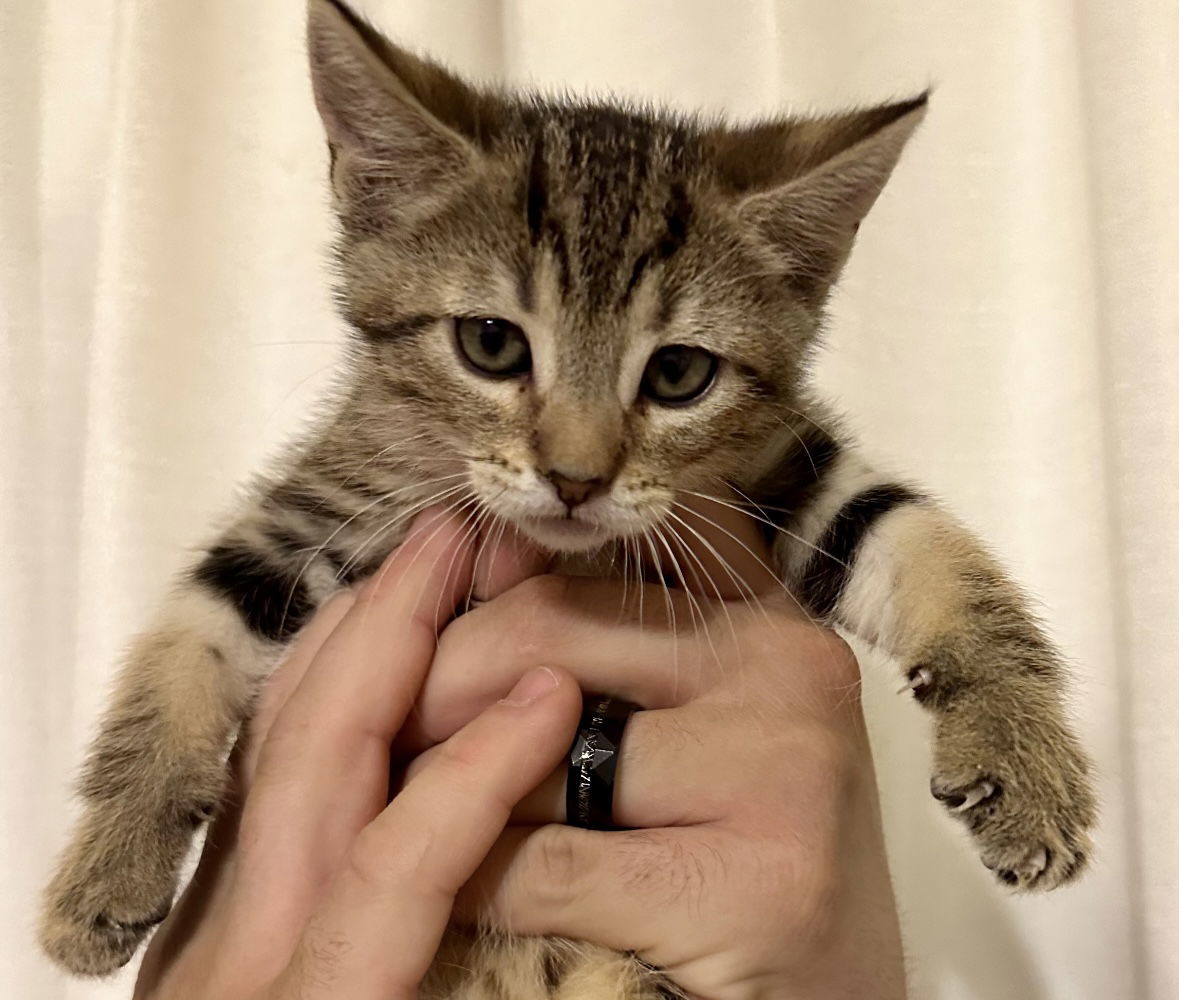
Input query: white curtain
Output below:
<box><xmin>3</xmin><ymin>1</ymin><xmax>1175</xmax><ymax>997</ymax></box>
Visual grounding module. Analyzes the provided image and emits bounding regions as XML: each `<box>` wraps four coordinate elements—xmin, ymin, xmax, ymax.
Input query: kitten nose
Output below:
<box><xmin>547</xmin><ymin>472</ymin><xmax>605</xmax><ymax>509</ymax></box>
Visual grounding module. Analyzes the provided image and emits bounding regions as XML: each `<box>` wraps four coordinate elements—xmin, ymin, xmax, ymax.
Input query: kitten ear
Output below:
<box><xmin>306</xmin><ymin>0</ymin><xmax>488</xmax><ymax>224</ymax></box>
<box><xmin>709</xmin><ymin>95</ymin><xmax>928</xmax><ymax>302</ymax></box>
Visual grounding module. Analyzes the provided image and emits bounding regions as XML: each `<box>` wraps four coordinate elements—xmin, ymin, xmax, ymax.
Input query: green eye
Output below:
<box><xmin>641</xmin><ymin>345</ymin><xmax>719</xmax><ymax>404</ymax></box>
<box><xmin>454</xmin><ymin>317</ymin><xmax>532</xmax><ymax>377</ymax></box>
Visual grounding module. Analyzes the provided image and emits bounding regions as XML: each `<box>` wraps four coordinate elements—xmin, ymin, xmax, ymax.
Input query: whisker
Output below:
<box><xmin>337</xmin><ymin>432</ymin><xmax>438</xmax><ymax>492</ymax></box>
<box><xmin>617</xmin><ymin>536</ymin><xmax>632</xmax><ymax>627</ymax></box>
<box><xmin>634</xmin><ymin>535</ymin><xmax>646</xmax><ymax>639</ymax></box>
<box><xmin>659</xmin><ymin>510</ymin><xmax>740</xmax><ymax>668</ymax></box>
<box><xmin>685</xmin><ymin>485</ymin><xmax>850</xmax><ymax>570</ymax></box>
<box><xmin>672</xmin><ymin>501</ymin><xmax>826</xmax><ymax>634</ymax></box>
<box><xmin>651</xmin><ymin>521</ymin><xmax>718</xmax><ymax>691</ymax></box>
<box><xmin>334</xmin><ymin>481</ymin><xmax>470</xmax><ymax>582</ymax></box>
<box><xmin>641</xmin><ymin>531</ymin><xmax>680</xmax><ymax>696</ymax></box>
<box><xmin>768</xmin><ymin>415</ymin><xmax>820</xmax><ymax>481</ymax></box>
<box><xmin>434</xmin><ymin>498</ymin><xmax>486</xmax><ymax>628</ymax></box>
<box><xmin>359</xmin><ymin>494</ymin><xmax>477</xmax><ymax>637</ymax></box>
<box><xmin>780</xmin><ymin>403</ymin><xmax>840</xmax><ymax>441</ymax></box>
<box><xmin>275</xmin><ymin>474</ymin><xmax>466</xmax><ymax>637</ymax></box>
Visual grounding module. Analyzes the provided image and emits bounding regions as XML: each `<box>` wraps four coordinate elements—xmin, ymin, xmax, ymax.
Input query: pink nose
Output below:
<box><xmin>548</xmin><ymin>473</ymin><xmax>604</xmax><ymax>508</ymax></box>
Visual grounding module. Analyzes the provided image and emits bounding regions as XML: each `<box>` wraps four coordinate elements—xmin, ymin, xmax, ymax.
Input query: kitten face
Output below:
<box><xmin>308</xmin><ymin>0</ymin><xmax>924</xmax><ymax>553</ymax></box>
<box><xmin>339</xmin><ymin>118</ymin><xmax>814</xmax><ymax>552</ymax></box>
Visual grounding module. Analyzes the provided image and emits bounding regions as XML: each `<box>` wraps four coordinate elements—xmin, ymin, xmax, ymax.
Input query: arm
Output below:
<box><xmin>762</xmin><ymin>413</ymin><xmax>1095</xmax><ymax>888</ymax></box>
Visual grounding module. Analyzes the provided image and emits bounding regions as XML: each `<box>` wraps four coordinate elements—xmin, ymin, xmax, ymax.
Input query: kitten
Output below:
<box><xmin>40</xmin><ymin>0</ymin><xmax>1096</xmax><ymax>994</ymax></box>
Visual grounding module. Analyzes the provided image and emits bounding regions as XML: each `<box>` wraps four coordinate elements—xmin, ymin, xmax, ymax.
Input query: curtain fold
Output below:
<box><xmin>2</xmin><ymin>1</ymin><xmax>1174</xmax><ymax>997</ymax></box>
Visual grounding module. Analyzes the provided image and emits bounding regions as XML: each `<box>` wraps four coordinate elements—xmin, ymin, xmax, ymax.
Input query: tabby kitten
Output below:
<box><xmin>40</xmin><ymin>0</ymin><xmax>1096</xmax><ymax>994</ymax></box>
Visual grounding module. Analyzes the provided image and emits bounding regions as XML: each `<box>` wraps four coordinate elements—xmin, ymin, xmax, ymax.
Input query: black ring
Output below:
<box><xmin>566</xmin><ymin>694</ymin><xmax>637</xmax><ymax>830</ymax></box>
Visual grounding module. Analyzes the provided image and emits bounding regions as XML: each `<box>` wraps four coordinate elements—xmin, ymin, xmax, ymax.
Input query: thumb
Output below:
<box><xmin>664</xmin><ymin>491</ymin><xmax>779</xmax><ymax>600</ymax></box>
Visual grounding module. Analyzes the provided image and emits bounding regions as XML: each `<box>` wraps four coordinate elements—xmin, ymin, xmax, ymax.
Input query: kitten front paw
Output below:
<box><xmin>39</xmin><ymin>809</ymin><xmax>188</xmax><ymax>975</ymax></box>
<box><xmin>40</xmin><ymin>895</ymin><xmax>174</xmax><ymax>977</ymax></box>
<box><xmin>927</xmin><ymin>695</ymin><xmax>1096</xmax><ymax>892</ymax></box>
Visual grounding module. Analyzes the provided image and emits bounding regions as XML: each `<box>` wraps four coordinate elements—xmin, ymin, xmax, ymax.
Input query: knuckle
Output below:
<box><xmin>617</xmin><ymin>831</ymin><xmax>709</xmax><ymax>906</ymax></box>
<box><xmin>432</xmin><ymin>733</ymin><xmax>491</xmax><ymax>785</ymax></box>
<box><xmin>523</xmin><ymin>827</ymin><xmax>587</xmax><ymax>907</ymax></box>
<box><xmin>754</xmin><ymin>833</ymin><xmax>842</xmax><ymax>946</ymax></box>
<box><xmin>626</xmin><ymin>709</ymin><xmax>701</xmax><ymax>768</ymax></box>
<box><xmin>750</xmin><ymin>721</ymin><xmax>863</xmax><ymax>837</ymax></box>
<box><xmin>346</xmin><ymin>823</ymin><xmax>449</xmax><ymax>902</ymax></box>
<box><xmin>345</xmin><ymin>824</ymin><xmax>396</xmax><ymax>891</ymax></box>
<box><xmin>733</xmin><ymin>605</ymin><xmax>801</xmax><ymax>657</ymax></box>
<box><xmin>788</xmin><ymin>843</ymin><xmax>842</xmax><ymax>943</ymax></box>
<box><xmin>773</xmin><ymin>724</ymin><xmax>859</xmax><ymax>819</ymax></box>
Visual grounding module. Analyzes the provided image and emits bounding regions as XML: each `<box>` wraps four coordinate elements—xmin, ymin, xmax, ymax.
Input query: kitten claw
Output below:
<box><xmin>952</xmin><ymin>780</ymin><xmax>996</xmax><ymax>812</ymax></box>
<box><xmin>899</xmin><ymin>666</ymin><xmax>933</xmax><ymax>695</ymax></box>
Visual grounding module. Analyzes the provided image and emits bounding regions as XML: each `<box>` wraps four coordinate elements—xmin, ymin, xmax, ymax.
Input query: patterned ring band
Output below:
<box><xmin>566</xmin><ymin>694</ymin><xmax>638</xmax><ymax>830</ymax></box>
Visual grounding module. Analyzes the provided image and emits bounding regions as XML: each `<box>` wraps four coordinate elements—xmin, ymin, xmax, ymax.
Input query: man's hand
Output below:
<box><xmin>405</xmin><ymin>497</ymin><xmax>908</xmax><ymax>999</ymax></box>
<box><xmin>134</xmin><ymin>510</ymin><xmax>580</xmax><ymax>1000</ymax></box>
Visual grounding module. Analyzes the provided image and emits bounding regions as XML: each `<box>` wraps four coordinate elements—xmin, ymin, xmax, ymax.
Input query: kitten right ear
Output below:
<box><xmin>306</xmin><ymin>0</ymin><xmax>477</xmax><ymax>223</ymax></box>
<box><xmin>708</xmin><ymin>96</ymin><xmax>928</xmax><ymax>303</ymax></box>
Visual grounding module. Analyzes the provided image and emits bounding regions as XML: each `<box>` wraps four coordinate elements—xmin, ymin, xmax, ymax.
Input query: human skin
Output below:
<box><xmin>134</xmin><ymin>502</ymin><xmax>906</xmax><ymax>1000</ymax></box>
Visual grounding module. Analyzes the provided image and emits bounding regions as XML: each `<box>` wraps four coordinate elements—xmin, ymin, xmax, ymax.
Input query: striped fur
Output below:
<box><xmin>39</xmin><ymin>0</ymin><xmax>1095</xmax><ymax>990</ymax></box>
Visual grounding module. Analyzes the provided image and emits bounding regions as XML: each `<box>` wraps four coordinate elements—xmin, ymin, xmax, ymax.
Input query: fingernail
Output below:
<box><xmin>499</xmin><ymin>667</ymin><xmax>560</xmax><ymax>707</ymax></box>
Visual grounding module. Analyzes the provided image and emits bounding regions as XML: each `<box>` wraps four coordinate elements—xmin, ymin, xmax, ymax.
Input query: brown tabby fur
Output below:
<box><xmin>39</xmin><ymin>0</ymin><xmax>1096</xmax><ymax>993</ymax></box>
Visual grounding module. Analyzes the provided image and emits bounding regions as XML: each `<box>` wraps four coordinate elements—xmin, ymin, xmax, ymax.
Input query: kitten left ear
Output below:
<box><xmin>306</xmin><ymin>0</ymin><xmax>492</xmax><ymax>225</ymax></box>
<box><xmin>710</xmin><ymin>95</ymin><xmax>928</xmax><ymax>302</ymax></box>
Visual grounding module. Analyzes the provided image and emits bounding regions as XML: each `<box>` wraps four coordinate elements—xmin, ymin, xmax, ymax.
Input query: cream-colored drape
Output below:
<box><xmin>3</xmin><ymin>1</ymin><xmax>1175</xmax><ymax>997</ymax></box>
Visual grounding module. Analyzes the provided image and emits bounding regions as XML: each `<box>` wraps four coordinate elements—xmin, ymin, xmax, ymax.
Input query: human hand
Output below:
<box><xmin>402</xmin><ymin>497</ymin><xmax>906</xmax><ymax>1000</ymax></box>
<box><xmin>133</xmin><ymin>509</ymin><xmax>581</xmax><ymax>1000</ymax></box>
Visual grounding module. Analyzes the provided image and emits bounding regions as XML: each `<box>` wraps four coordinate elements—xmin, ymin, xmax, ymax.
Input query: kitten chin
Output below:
<box><xmin>516</xmin><ymin>515</ymin><xmax>617</xmax><ymax>553</ymax></box>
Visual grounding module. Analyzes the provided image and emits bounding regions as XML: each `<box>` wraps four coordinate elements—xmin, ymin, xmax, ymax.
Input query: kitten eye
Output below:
<box><xmin>454</xmin><ymin>317</ymin><xmax>531</xmax><ymax>377</ymax></box>
<box><xmin>641</xmin><ymin>345</ymin><xmax>719</xmax><ymax>404</ymax></box>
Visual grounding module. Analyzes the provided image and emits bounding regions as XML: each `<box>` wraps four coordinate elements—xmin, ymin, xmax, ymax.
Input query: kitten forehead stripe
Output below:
<box><xmin>620</xmin><ymin>181</ymin><xmax>692</xmax><ymax>308</ymax></box>
<box><xmin>349</xmin><ymin>313</ymin><xmax>437</xmax><ymax>341</ymax></box>
<box><xmin>525</xmin><ymin>130</ymin><xmax>547</xmax><ymax>244</ymax></box>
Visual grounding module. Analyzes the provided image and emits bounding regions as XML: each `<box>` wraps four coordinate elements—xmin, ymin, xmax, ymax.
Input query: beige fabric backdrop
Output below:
<box><xmin>3</xmin><ymin>0</ymin><xmax>1176</xmax><ymax>997</ymax></box>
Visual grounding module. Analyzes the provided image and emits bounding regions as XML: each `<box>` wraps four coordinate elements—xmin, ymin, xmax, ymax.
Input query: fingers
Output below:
<box><xmin>259</xmin><ymin>508</ymin><xmax>473</xmax><ymax>774</ymax></box>
<box><xmin>454</xmin><ymin>823</ymin><xmax>739</xmax><ymax>959</ymax></box>
<box><xmin>397</xmin><ymin>575</ymin><xmax>731</xmax><ymax>754</ymax></box>
<box><xmin>243</xmin><ymin>590</ymin><xmax>357</xmax><ymax>780</ymax></box>
<box><xmin>401</xmin><ymin>704</ymin><xmax>737</xmax><ymax>828</ymax></box>
<box><xmin>513</xmin><ymin>706</ymin><xmax>733</xmax><ymax>827</ymax></box>
<box><xmin>279</xmin><ymin>667</ymin><xmax>581</xmax><ymax>999</ymax></box>
<box><xmin>231</xmin><ymin>509</ymin><xmax>478</xmax><ymax>940</ymax></box>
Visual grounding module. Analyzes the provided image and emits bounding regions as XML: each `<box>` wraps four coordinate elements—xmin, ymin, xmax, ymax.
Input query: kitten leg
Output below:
<box><xmin>38</xmin><ymin>583</ymin><xmax>271</xmax><ymax>975</ymax></box>
<box><xmin>764</xmin><ymin>433</ymin><xmax>1096</xmax><ymax>890</ymax></box>
<box><xmin>39</xmin><ymin>464</ymin><xmax>423</xmax><ymax>975</ymax></box>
